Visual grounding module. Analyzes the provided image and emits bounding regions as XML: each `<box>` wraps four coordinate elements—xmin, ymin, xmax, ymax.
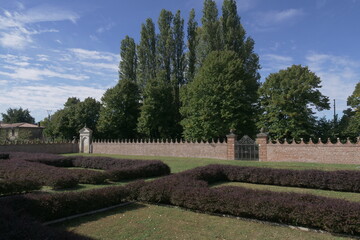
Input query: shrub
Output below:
<box><xmin>0</xmin><ymin>159</ymin><xmax>78</xmax><ymax>190</ymax></box>
<box><xmin>0</xmin><ymin>178</ymin><xmax>42</xmax><ymax>195</ymax></box>
<box><xmin>4</xmin><ymin>186</ymin><xmax>129</xmax><ymax>221</ymax></box>
<box><xmin>70</xmin><ymin>169</ymin><xmax>108</xmax><ymax>184</ymax></box>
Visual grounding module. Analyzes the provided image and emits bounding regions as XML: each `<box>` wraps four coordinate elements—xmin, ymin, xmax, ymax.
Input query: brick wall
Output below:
<box><xmin>0</xmin><ymin>142</ymin><xmax>79</xmax><ymax>154</ymax></box>
<box><xmin>260</xmin><ymin>138</ymin><xmax>360</xmax><ymax>164</ymax></box>
<box><xmin>92</xmin><ymin>139</ymin><xmax>229</xmax><ymax>159</ymax></box>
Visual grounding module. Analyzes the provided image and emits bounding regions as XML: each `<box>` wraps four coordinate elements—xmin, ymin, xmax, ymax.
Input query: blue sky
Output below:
<box><xmin>0</xmin><ymin>0</ymin><xmax>359</xmax><ymax>122</ymax></box>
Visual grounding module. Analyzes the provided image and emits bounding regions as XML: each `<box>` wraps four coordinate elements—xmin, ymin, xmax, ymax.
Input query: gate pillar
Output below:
<box><xmin>256</xmin><ymin>132</ymin><xmax>268</xmax><ymax>162</ymax></box>
<box><xmin>79</xmin><ymin>126</ymin><xmax>93</xmax><ymax>153</ymax></box>
<box><xmin>226</xmin><ymin>132</ymin><xmax>237</xmax><ymax>160</ymax></box>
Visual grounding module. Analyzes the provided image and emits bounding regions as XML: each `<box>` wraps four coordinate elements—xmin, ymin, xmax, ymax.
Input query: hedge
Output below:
<box><xmin>0</xmin><ymin>159</ymin><xmax>79</xmax><ymax>189</ymax></box>
<box><xmin>125</xmin><ymin>165</ymin><xmax>360</xmax><ymax>235</ymax></box>
<box><xmin>4</xmin><ymin>185</ymin><xmax>130</xmax><ymax>222</ymax></box>
<box><xmin>0</xmin><ymin>178</ymin><xmax>42</xmax><ymax>195</ymax></box>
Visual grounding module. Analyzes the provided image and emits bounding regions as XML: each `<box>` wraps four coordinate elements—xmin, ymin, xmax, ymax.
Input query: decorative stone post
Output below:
<box><xmin>256</xmin><ymin>131</ymin><xmax>268</xmax><ymax>162</ymax></box>
<box><xmin>79</xmin><ymin>126</ymin><xmax>93</xmax><ymax>153</ymax></box>
<box><xmin>226</xmin><ymin>131</ymin><xmax>237</xmax><ymax>160</ymax></box>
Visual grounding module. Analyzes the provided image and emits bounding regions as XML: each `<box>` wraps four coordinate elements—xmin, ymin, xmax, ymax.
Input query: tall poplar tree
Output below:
<box><xmin>157</xmin><ymin>9</ymin><xmax>174</xmax><ymax>82</ymax></box>
<box><xmin>97</xmin><ymin>35</ymin><xmax>141</xmax><ymax>139</ymax></box>
<box><xmin>201</xmin><ymin>0</ymin><xmax>222</xmax><ymax>54</ymax></box>
<box><xmin>137</xmin><ymin>18</ymin><xmax>157</xmax><ymax>93</ymax></box>
<box><xmin>119</xmin><ymin>36</ymin><xmax>137</xmax><ymax>82</ymax></box>
<box><xmin>186</xmin><ymin>8</ymin><xmax>198</xmax><ymax>82</ymax></box>
<box><xmin>171</xmin><ymin>10</ymin><xmax>186</xmax><ymax>137</ymax></box>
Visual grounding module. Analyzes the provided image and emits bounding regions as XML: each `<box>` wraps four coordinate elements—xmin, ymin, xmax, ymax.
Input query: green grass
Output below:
<box><xmin>55</xmin><ymin>203</ymin><xmax>352</xmax><ymax>240</ymax></box>
<box><xmin>65</xmin><ymin>153</ymin><xmax>360</xmax><ymax>173</ymax></box>
<box><xmin>212</xmin><ymin>182</ymin><xmax>360</xmax><ymax>203</ymax></box>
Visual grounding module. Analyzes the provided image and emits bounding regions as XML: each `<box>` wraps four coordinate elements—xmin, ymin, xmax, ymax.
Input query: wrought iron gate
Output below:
<box><xmin>235</xmin><ymin>135</ymin><xmax>259</xmax><ymax>160</ymax></box>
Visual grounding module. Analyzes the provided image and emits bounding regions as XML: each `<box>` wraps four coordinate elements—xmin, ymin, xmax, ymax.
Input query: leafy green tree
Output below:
<box><xmin>180</xmin><ymin>51</ymin><xmax>259</xmax><ymax>140</ymax></box>
<box><xmin>44</xmin><ymin>97</ymin><xmax>101</xmax><ymax>140</ymax></box>
<box><xmin>119</xmin><ymin>36</ymin><xmax>137</xmax><ymax>82</ymax></box>
<box><xmin>186</xmin><ymin>8</ymin><xmax>198</xmax><ymax>82</ymax></box>
<box><xmin>341</xmin><ymin>82</ymin><xmax>360</xmax><ymax>137</ymax></box>
<box><xmin>137</xmin><ymin>18</ymin><xmax>157</xmax><ymax>93</ymax></box>
<box><xmin>258</xmin><ymin>65</ymin><xmax>330</xmax><ymax>139</ymax></box>
<box><xmin>137</xmin><ymin>71</ymin><xmax>174</xmax><ymax>138</ymax></box>
<box><xmin>1</xmin><ymin>107</ymin><xmax>35</xmax><ymax>124</ymax></box>
<box><xmin>97</xmin><ymin>79</ymin><xmax>140</xmax><ymax>139</ymax></box>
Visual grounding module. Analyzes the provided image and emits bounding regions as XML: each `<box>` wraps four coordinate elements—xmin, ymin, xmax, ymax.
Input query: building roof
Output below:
<box><xmin>0</xmin><ymin>122</ymin><xmax>44</xmax><ymax>129</ymax></box>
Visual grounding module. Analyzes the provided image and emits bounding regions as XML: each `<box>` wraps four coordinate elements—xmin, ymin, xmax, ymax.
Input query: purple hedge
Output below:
<box><xmin>125</xmin><ymin>165</ymin><xmax>360</xmax><ymax>235</ymax></box>
<box><xmin>0</xmin><ymin>153</ymin><xmax>170</xmax><ymax>195</ymax></box>
<box><xmin>3</xmin><ymin>185</ymin><xmax>130</xmax><ymax>222</ymax></box>
<box><xmin>0</xmin><ymin>178</ymin><xmax>42</xmax><ymax>195</ymax></box>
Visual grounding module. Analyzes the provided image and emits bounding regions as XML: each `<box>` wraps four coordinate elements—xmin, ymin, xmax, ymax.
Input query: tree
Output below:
<box><xmin>44</xmin><ymin>97</ymin><xmax>101</xmax><ymax>140</ymax></box>
<box><xmin>1</xmin><ymin>107</ymin><xmax>35</xmax><ymax>124</ymax></box>
<box><xmin>119</xmin><ymin>36</ymin><xmax>137</xmax><ymax>82</ymax></box>
<box><xmin>258</xmin><ymin>65</ymin><xmax>330</xmax><ymax>139</ymax></box>
<box><xmin>201</xmin><ymin>0</ymin><xmax>222</xmax><ymax>54</ymax></box>
<box><xmin>137</xmin><ymin>18</ymin><xmax>157</xmax><ymax>93</ymax></box>
<box><xmin>97</xmin><ymin>79</ymin><xmax>140</xmax><ymax>139</ymax></box>
<box><xmin>137</xmin><ymin>71</ymin><xmax>174</xmax><ymax>138</ymax></box>
<box><xmin>221</xmin><ymin>0</ymin><xmax>245</xmax><ymax>53</ymax></box>
<box><xmin>186</xmin><ymin>8</ymin><xmax>198</xmax><ymax>82</ymax></box>
<box><xmin>341</xmin><ymin>82</ymin><xmax>360</xmax><ymax>137</ymax></box>
<box><xmin>157</xmin><ymin>9</ymin><xmax>174</xmax><ymax>82</ymax></box>
<box><xmin>180</xmin><ymin>51</ymin><xmax>259</xmax><ymax>140</ymax></box>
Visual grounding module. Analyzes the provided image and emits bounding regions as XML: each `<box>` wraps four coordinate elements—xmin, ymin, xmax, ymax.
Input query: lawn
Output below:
<box><xmin>55</xmin><ymin>153</ymin><xmax>360</xmax><ymax>239</ymax></box>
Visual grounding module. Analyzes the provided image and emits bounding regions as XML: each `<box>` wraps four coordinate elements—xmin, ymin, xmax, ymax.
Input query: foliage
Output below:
<box><xmin>137</xmin><ymin>71</ymin><xmax>175</xmax><ymax>138</ymax></box>
<box><xmin>340</xmin><ymin>82</ymin><xmax>360</xmax><ymax>137</ymax></box>
<box><xmin>258</xmin><ymin>65</ymin><xmax>330</xmax><ymax>139</ymax></box>
<box><xmin>186</xmin><ymin>8</ymin><xmax>198</xmax><ymax>82</ymax></box>
<box><xmin>44</xmin><ymin>97</ymin><xmax>101</xmax><ymax>140</ymax></box>
<box><xmin>137</xmin><ymin>18</ymin><xmax>157</xmax><ymax>93</ymax></box>
<box><xmin>97</xmin><ymin>79</ymin><xmax>140</xmax><ymax>139</ymax></box>
<box><xmin>4</xmin><ymin>186</ymin><xmax>130</xmax><ymax>222</ymax></box>
<box><xmin>0</xmin><ymin>178</ymin><xmax>42</xmax><ymax>195</ymax></box>
<box><xmin>181</xmin><ymin>50</ymin><xmax>259</xmax><ymax>140</ymax></box>
<box><xmin>119</xmin><ymin>35</ymin><xmax>137</xmax><ymax>81</ymax></box>
<box><xmin>1</xmin><ymin>107</ymin><xmax>35</xmax><ymax>124</ymax></box>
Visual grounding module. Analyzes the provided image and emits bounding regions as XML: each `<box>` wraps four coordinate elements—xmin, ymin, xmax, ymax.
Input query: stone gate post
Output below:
<box><xmin>256</xmin><ymin>132</ymin><xmax>268</xmax><ymax>162</ymax></box>
<box><xmin>226</xmin><ymin>132</ymin><xmax>237</xmax><ymax>160</ymax></box>
<box><xmin>79</xmin><ymin>126</ymin><xmax>93</xmax><ymax>153</ymax></box>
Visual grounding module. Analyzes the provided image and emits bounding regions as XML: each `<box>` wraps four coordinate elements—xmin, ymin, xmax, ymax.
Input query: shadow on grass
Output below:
<box><xmin>53</xmin><ymin>203</ymin><xmax>147</xmax><ymax>230</ymax></box>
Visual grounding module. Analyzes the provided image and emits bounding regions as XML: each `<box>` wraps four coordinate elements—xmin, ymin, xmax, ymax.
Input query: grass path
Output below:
<box><xmin>56</xmin><ymin>203</ymin><xmax>353</xmax><ymax>240</ymax></box>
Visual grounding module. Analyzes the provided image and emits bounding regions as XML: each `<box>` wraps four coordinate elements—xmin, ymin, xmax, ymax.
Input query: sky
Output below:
<box><xmin>0</xmin><ymin>0</ymin><xmax>359</xmax><ymax>122</ymax></box>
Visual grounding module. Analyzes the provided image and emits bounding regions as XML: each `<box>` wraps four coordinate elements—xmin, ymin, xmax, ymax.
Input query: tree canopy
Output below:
<box><xmin>181</xmin><ymin>50</ymin><xmax>259</xmax><ymax>140</ymax></box>
<box><xmin>258</xmin><ymin>65</ymin><xmax>330</xmax><ymax>139</ymax></box>
<box><xmin>1</xmin><ymin>107</ymin><xmax>35</xmax><ymax>124</ymax></box>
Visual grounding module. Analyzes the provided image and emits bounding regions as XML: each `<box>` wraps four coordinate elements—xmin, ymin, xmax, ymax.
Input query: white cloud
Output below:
<box><xmin>0</xmin><ymin>67</ymin><xmax>89</xmax><ymax>81</ymax></box>
<box><xmin>0</xmin><ymin>85</ymin><xmax>105</xmax><ymax>121</ymax></box>
<box><xmin>237</xmin><ymin>0</ymin><xmax>258</xmax><ymax>12</ymax></box>
<box><xmin>306</xmin><ymin>52</ymin><xmax>360</xmax><ymax>116</ymax></box>
<box><xmin>253</xmin><ymin>8</ymin><xmax>304</xmax><ymax>30</ymax></box>
<box><xmin>0</xmin><ymin>5</ymin><xmax>79</xmax><ymax>49</ymax></box>
<box><xmin>79</xmin><ymin>61</ymin><xmax>118</xmax><ymax>71</ymax></box>
<box><xmin>260</xmin><ymin>54</ymin><xmax>294</xmax><ymax>73</ymax></box>
<box><xmin>96</xmin><ymin>22</ymin><xmax>115</xmax><ymax>33</ymax></box>
<box><xmin>69</xmin><ymin>48</ymin><xmax>119</xmax><ymax>62</ymax></box>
